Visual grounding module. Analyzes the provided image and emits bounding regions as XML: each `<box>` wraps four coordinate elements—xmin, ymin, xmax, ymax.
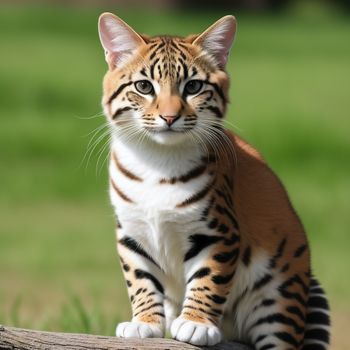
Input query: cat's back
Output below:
<box><xmin>227</xmin><ymin>131</ymin><xmax>308</xmax><ymax>256</ymax></box>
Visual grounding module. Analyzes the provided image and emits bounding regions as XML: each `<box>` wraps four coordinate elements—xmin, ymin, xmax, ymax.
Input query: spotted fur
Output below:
<box><xmin>97</xmin><ymin>13</ymin><xmax>330</xmax><ymax>349</ymax></box>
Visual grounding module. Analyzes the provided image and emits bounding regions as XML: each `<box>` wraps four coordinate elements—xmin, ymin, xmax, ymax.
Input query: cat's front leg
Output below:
<box><xmin>116</xmin><ymin>229</ymin><xmax>165</xmax><ymax>339</ymax></box>
<box><xmin>171</xmin><ymin>230</ymin><xmax>240</xmax><ymax>346</ymax></box>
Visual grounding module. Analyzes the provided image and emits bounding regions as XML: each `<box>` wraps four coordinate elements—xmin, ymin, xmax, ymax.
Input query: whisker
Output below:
<box><xmin>84</xmin><ymin>128</ymin><xmax>111</xmax><ymax>170</ymax></box>
<box><xmin>79</xmin><ymin>123</ymin><xmax>110</xmax><ymax>170</ymax></box>
<box><xmin>74</xmin><ymin>111</ymin><xmax>105</xmax><ymax>120</ymax></box>
<box><xmin>96</xmin><ymin>136</ymin><xmax>112</xmax><ymax>176</ymax></box>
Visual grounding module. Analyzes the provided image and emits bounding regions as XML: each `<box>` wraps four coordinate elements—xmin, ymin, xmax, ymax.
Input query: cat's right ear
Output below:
<box><xmin>98</xmin><ymin>13</ymin><xmax>145</xmax><ymax>70</ymax></box>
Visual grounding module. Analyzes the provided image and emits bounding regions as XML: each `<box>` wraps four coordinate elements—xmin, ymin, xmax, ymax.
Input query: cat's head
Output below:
<box><xmin>98</xmin><ymin>13</ymin><xmax>236</xmax><ymax>147</ymax></box>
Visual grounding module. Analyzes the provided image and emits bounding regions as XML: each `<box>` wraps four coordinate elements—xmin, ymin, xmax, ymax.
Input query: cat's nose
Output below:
<box><xmin>159</xmin><ymin>115</ymin><xmax>180</xmax><ymax>127</ymax></box>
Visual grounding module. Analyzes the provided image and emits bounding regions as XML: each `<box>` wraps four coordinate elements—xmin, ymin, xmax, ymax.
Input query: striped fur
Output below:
<box><xmin>97</xmin><ymin>13</ymin><xmax>331</xmax><ymax>349</ymax></box>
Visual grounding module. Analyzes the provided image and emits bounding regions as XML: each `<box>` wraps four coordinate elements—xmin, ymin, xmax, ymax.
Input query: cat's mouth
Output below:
<box><xmin>144</xmin><ymin>127</ymin><xmax>181</xmax><ymax>134</ymax></box>
<box><xmin>144</xmin><ymin>126</ymin><xmax>189</xmax><ymax>145</ymax></box>
<box><xmin>159</xmin><ymin>128</ymin><xmax>177</xmax><ymax>133</ymax></box>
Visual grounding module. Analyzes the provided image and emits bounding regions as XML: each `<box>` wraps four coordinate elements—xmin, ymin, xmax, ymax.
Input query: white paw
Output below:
<box><xmin>116</xmin><ymin>321</ymin><xmax>163</xmax><ymax>338</ymax></box>
<box><xmin>171</xmin><ymin>317</ymin><xmax>222</xmax><ymax>346</ymax></box>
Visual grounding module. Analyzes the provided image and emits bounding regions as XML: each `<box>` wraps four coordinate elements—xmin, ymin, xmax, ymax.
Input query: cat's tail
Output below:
<box><xmin>302</xmin><ymin>277</ymin><xmax>331</xmax><ymax>350</ymax></box>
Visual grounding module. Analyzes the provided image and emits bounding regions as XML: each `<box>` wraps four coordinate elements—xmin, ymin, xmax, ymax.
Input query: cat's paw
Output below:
<box><xmin>170</xmin><ymin>317</ymin><xmax>222</xmax><ymax>346</ymax></box>
<box><xmin>116</xmin><ymin>321</ymin><xmax>164</xmax><ymax>338</ymax></box>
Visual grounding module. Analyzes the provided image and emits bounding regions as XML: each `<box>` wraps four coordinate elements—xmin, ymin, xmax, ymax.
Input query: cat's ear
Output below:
<box><xmin>193</xmin><ymin>15</ymin><xmax>236</xmax><ymax>67</ymax></box>
<box><xmin>98</xmin><ymin>13</ymin><xmax>145</xmax><ymax>70</ymax></box>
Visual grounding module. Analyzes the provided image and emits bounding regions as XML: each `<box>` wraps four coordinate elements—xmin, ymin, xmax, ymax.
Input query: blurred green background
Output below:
<box><xmin>0</xmin><ymin>0</ymin><xmax>349</xmax><ymax>348</ymax></box>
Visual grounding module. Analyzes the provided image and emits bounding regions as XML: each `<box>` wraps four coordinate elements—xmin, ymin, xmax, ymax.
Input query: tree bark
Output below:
<box><xmin>0</xmin><ymin>325</ymin><xmax>252</xmax><ymax>350</ymax></box>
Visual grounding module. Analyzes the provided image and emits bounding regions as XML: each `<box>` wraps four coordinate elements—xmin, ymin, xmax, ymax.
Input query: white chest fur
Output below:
<box><xmin>109</xmin><ymin>138</ymin><xmax>210</xmax><ymax>300</ymax></box>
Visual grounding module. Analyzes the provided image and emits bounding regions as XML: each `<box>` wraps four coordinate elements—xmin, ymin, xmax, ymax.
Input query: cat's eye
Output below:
<box><xmin>135</xmin><ymin>80</ymin><xmax>154</xmax><ymax>95</ymax></box>
<box><xmin>184</xmin><ymin>80</ymin><xmax>203</xmax><ymax>95</ymax></box>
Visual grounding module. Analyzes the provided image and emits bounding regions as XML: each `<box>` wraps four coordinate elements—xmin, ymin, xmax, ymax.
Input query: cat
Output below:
<box><xmin>97</xmin><ymin>12</ymin><xmax>330</xmax><ymax>349</ymax></box>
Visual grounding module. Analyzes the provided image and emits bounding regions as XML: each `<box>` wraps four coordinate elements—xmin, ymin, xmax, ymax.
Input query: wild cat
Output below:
<box><xmin>97</xmin><ymin>13</ymin><xmax>330</xmax><ymax>349</ymax></box>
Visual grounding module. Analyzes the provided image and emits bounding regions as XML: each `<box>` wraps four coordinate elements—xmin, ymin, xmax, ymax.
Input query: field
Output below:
<box><xmin>0</xmin><ymin>3</ymin><xmax>349</xmax><ymax>348</ymax></box>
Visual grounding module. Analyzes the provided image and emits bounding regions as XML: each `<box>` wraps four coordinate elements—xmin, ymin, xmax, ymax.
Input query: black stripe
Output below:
<box><xmin>119</xmin><ymin>236</ymin><xmax>160</xmax><ymax>268</ymax></box>
<box><xmin>160</xmin><ymin>164</ymin><xmax>207</xmax><ymax>184</ymax></box>
<box><xmin>252</xmin><ymin>313</ymin><xmax>304</xmax><ymax>334</ymax></box>
<box><xmin>187</xmin><ymin>296</ymin><xmax>204</xmax><ymax>305</ymax></box>
<box><xmin>201</xmin><ymin>196</ymin><xmax>215</xmax><ymax>220</ymax></box>
<box><xmin>140</xmin><ymin>68</ymin><xmax>148</xmax><ymax>77</ymax></box>
<box><xmin>191</xmin><ymin>66</ymin><xmax>198</xmax><ymax>77</ymax></box>
<box><xmin>204</xmin><ymin>80</ymin><xmax>226</xmax><ymax>103</ymax></box>
<box><xmin>110</xmin><ymin>178</ymin><xmax>134</xmax><ymax>203</ymax></box>
<box><xmin>304</xmin><ymin>328</ymin><xmax>330</xmax><ymax>343</ymax></box>
<box><xmin>206</xmin><ymin>105</ymin><xmax>223</xmax><ymax>119</ymax></box>
<box><xmin>179</xmin><ymin>50</ymin><xmax>186</xmax><ymax>61</ymax></box>
<box><xmin>134</xmin><ymin>302</ymin><xmax>163</xmax><ymax>317</ymax></box>
<box><xmin>201</xmin><ymin>154</ymin><xmax>217</xmax><ymax>164</ymax></box>
<box><xmin>213</xmin><ymin>248</ymin><xmax>239</xmax><ymax>264</ymax></box>
<box><xmin>112</xmin><ymin>106</ymin><xmax>132</xmax><ymax>119</ymax></box>
<box><xmin>149</xmin><ymin>49</ymin><xmax>157</xmax><ymax>61</ymax></box>
<box><xmin>112</xmin><ymin>152</ymin><xmax>143</xmax><ymax>182</ymax></box>
<box><xmin>134</xmin><ymin>301</ymin><xmax>145</xmax><ymax>309</ymax></box>
<box><xmin>179</xmin><ymin>164</ymin><xmax>206</xmax><ymax>182</ymax></box>
<box><xmin>223</xmin><ymin>233</ymin><xmax>240</xmax><ymax>246</ymax></box>
<box><xmin>208</xmin><ymin>218</ymin><xmax>218</xmax><ymax>229</ymax></box>
<box><xmin>215</xmin><ymin>204</ymin><xmax>239</xmax><ymax>230</ymax></box>
<box><xmin>150</xmin><ymin>58</ymin><xmax>160</xmax><ymax>79</ymax></box>
<box><xmin>294</xmin><ymin>244</ymin><xmax>307</xmax><ymax>258</ymax></box>
<box><xmin>183</xmin><ymin>304</ymin><xmax>221</xmax><ymax>318</ymax></box>
<box><xmin>306</xmin><ymin>312</ymin><xmax>330</xmax><ymax>325</ymax></box>
<box><xmin>310</xmin><ymin>286</ymin><xmax>324</xmax><ymax>294</ymax></box>
<box><xmin>242</xmin><ymin>246</ymin><xmax>251</xmax><ymax>266</ymax></box>
<box><xmin>177</xmin><ymin>177</ymin><xmax>216</xmax><ymax>208</ymax></box>
<box><xmin>187</xmin><ymin>267</ymin><xmax>211</xmax><ymax>284</ymax></box>
<box><xmin>261</xmin><ymin>299</ymin><xmax>276</xmax><ymax>307</ymax></box>
<box><xmin>217</xmin><ymin>223</ymin><xmax>229</xmax><ymax>234</ymax></box>
<box><xmin>280</xmin><ymin>263</ymin><xmax>290</xmax><ymax>273</ymax></box>
<box><xmin>184</xmin><ymin>234</ymin><xmax>223</xmax><ymax>262</ymax></box>
<box><xmin>253</xmin><ymin>274</ymin><xmax>273</xmax><ymax>291</ymax></box>
<box><xmin>286</xmin><ymin>306</ymin><xmax>305</xmax><ymax>322</ymax></box>
<box><xmin>135</xmin><ymin>287</ymin><xmax>144</xmax><ymax>295</ymax></box>
<box><xmin>134</xmin><ymin>269</ymin><xmax>164</xmax><ymax>294</ymax></box>
<box><xmin>158</xmin><ymin>65</ymin><xmax>163</xmax><ymax>79</ymax></box>
<box><xmin>279</xmin><ymin>288</ymin><xmax>307</xmax><ymax>307</ymax></box>
<box><xmin>211</xmin><ymin>271</ymin><xmax>234</xmax><ymax>285</ymax></box>
<box><xmin>310</xmin><ymin>278</ymin><xmax>318</xmax><ymax>286</ymax></box>
<box><xmin>107</xmin><ymin>82</ymin><xmax>133</xmax><ymax>104</ymax></box>
<box><xmin>279</xmin><ymin>274</ymin><xmax>308</xmax><ymax>295</ymax></box>
<box><xmin>269</xmin><ymin>237</ymin><xmax>287</xmax><ymax>268</ymax></box>
<box><xmin>122</xmin><ymin>263</ymin><xmax>130</xmax><ymax>272</ymax></box>
<box><xmin>274</xmin><ymin>332</ymin><xmax>299</xmax><ymax>347</ymax></box>
<box><xmin>255</xmin><ymin>334</ymin><xmax>267</xmax><ymax>343</ymax></box>
<box><xmin>215</xmin><ymin>188</ymin><xmax>233</xmax><ymax>207</ymax></box>
<box><xmin>310</xmin><ymin>278</ymin><xmax>325</xmax><ymax>294</ymax></box>
<box><xmin>308</xmin><ymin>296</ymin><xmax>329</xmax><ymax>309</ymax></box>
<box><xmin>182</xmin><ymin>62</ymin><xmax>188</xmax><ymax>80</ymax></box>
<box><xmin>207</xmin><ymin>294</ymin><xmax>226</xmax><ymax>304</ymax></box>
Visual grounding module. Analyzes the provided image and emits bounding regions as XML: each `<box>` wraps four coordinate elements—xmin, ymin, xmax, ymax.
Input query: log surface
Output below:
<box><xmin>0</xmin><ymin>325</ymin><xmax>252</xmax><ymax>350</ymax></box>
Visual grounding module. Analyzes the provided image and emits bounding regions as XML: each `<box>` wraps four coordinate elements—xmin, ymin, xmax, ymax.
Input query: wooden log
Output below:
<box><xmin>0</xmin><ymin>325</ymin><xmax>252</xmax><ymax>350</ymax></box>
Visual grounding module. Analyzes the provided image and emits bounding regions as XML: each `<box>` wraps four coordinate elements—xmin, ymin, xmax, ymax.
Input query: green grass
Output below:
<box><xmin>0</xmin><ymin>3</ymin><xmax>349</xmax><ymax>334</ymax></box>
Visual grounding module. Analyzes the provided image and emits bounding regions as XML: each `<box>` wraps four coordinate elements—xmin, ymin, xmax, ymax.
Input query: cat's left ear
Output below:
<box><xmin>98</xmin><ymin>12</ymin><xmax>145</xmax><ymax>70</ymax></box>
<box><xmin>193</xmin><ymin>15</ymin><xmax>236</xmax><ymax>67</ymax></box>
